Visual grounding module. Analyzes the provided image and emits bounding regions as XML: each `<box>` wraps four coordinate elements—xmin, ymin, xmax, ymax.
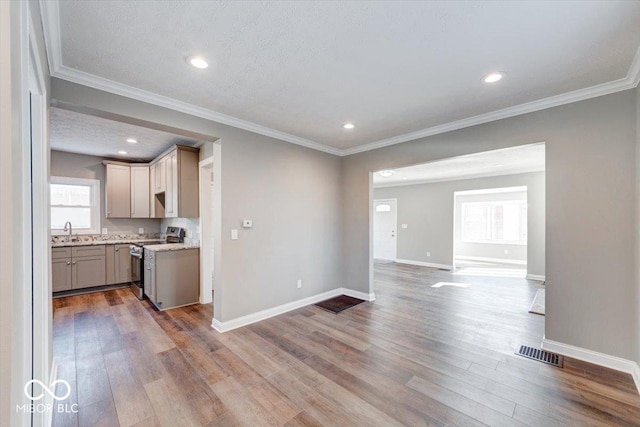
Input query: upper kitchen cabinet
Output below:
<box><xmin>151</xmin><ymin>145</ymin><xmax>199</xmax><ymax>218</ymax></box>
<box><xmin>153</xmin><ymin>157</ymin><xmax>166</xmax><ymax>194</ymax></box>
<box><xmin>105</xmin><ymin>163</ymin><xmax>131</xmax><ymax>218</ymax></box>
<box><xmin>105</xmin><ymin>162</ymin><xmax>151</xmax><ymax>219</ymax></box>
<box><xmin>131</xmin><ymin>165</ymin><xmax>150</xmax><ymax>218</ymax></box>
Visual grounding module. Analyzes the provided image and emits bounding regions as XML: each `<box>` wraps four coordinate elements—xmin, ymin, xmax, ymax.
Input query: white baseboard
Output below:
<box><xmin>541</xmin><ymin>337</ymin><xmax>640</xmax><ymax>394</ymax></box>
<box><xmin>395</xmin><ymin>258</ymin><xmax>452</xmax><ymax>270</ymax></box>
<box><xmin>526</xmin><ymin>274</ymin><xmax>546</xmax><ymax>281</ymax></box>
<box><xmin>342</xmin><ymin>288</ymin><xmax>376</xmax><ymax>302</ymax></box>
<box><xmin>211</xmin><ymin>287</ymin><xmax>375</xmax><ymax>333</ymax></box>
<box><xmin>455</xmin><ymin>255</ymin><xmax>526</xmax><ymax>266</ymax></box>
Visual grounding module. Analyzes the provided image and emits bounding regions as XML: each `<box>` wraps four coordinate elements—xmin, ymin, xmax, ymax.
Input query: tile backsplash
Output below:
<box><xmin>161</xmin><ymin>218</ymin><xmax>200</xmax><ymax>245</ymax></box>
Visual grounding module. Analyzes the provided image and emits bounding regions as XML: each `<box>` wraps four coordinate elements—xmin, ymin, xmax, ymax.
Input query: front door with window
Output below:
<box><xmin>373</xmin><ymin>199</ymin><xmax>397</xmax><ymax>261</ymax></box>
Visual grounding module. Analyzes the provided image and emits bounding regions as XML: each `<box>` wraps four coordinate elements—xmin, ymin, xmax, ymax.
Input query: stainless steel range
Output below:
<box><xmin>129</xmin><ymin>227</ymin><xmax>185</xmax><ymax>299</ymax></box>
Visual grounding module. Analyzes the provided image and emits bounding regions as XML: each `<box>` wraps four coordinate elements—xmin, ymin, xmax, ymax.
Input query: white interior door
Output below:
<box><xmin>373</xmin><ymin>199</ymin><xmax>397</xmax><ymax>260</ymax></box>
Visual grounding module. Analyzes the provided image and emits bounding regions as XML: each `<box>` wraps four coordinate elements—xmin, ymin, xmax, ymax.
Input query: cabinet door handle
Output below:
<box><xmin>72</xmin><ymin>261</ymin><xmax>77</xmax><ymax>265</ymax></box>
<box><xmin>66</xmin><ymin>261</ymin><xmax>70</xmax><ymax>265</ymax></box>
<box><xmin>115</xmin><ymin>248</ymin><xmax>119</xmax><ymax>252</ymax></box>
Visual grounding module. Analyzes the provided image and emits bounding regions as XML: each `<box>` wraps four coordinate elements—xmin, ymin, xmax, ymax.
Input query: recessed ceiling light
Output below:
<box><xmin>483</xmin><ymin>72</ymin><xmax>505</xmax><ymax>83</ymax></box>
<box><xmin>494</xmin><ymin>163</ymin><xmax>505</xmax><ymax>167</ymax></box>
<box><xmin>378</xmin><ymin>170</ymin><xmax>394</xmax><ymax>177</ymax></box>
<box><xmin>118</xmin><ymin>150</ymin><xmax>128</xmax><ymax>155</ymax></box>
<box><xmin>343</xmin><ymin>123</ymin><xmax>355</xmax><ymax>129</ymax></box>
<box><xmin>402</xmin><ymin>177</ymin><xmax>408</xmax><ymax>180</ymax></box>
<box><xmin>186</xmin><ymin>55</ymin><xmax>208</xmax><ymax>69</ymax></box>
<box><xmin>126</xmin><ymin>138</ymin><xmax>138</xmax><ymax>144</ymax></box>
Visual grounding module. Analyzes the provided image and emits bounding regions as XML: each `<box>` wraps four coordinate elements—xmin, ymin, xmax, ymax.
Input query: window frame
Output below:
<box><xmin>50</xmin><ymin>176</ymin><xmax>101</xmax><ymax>235</ymax></box>
<box><xmin>461</xmin><ymin>200</ymin><xmax>527</xmax><ymax>245</ymax></box>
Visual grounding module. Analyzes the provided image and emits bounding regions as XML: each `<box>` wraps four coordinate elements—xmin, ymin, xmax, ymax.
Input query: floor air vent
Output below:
<box><xmin>515</xmin><ymin>345</ymin><xmax>563</xmax><ymax>367</ymax></box>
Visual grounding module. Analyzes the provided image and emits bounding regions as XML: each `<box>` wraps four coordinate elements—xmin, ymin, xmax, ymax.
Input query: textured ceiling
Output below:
<box><xmin>53</xmin><ymin>1</ymin><xmax>640</xmax><ymax>151</ymax></box>
<box><xmin>50</xmin><ymin>107</ymin><xmax>201</xmax><ymax>161</ymax></box>
<box><xmin>373</xmin><ymin>144</ymin><xmax>545</xmax><ymax>187</ymax></box>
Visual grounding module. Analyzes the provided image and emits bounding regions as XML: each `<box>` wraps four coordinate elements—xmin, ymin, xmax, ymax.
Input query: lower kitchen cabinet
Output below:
<box><xmin>144</xmin><ymin>248</ymin><xmax>199</xmax><ymax>310</ymax></box>
<box><xmin>52</xmin><ymin>258</ymin><xmax>72</xmax><ymax>292</ymax></box>
<box><xmin>52</xmin><ymin>245</ymin><xmax>107</xmax><ymax>293</ymax></box>
<box><xmin>72</xmin><ymin>255</ymin><xmax>106</xmax><ymax>289</ymax></box>
<box><xmin>114</xmin><ymin>244</ymin><xmax>132</xmax><ymax>283</ymax></box>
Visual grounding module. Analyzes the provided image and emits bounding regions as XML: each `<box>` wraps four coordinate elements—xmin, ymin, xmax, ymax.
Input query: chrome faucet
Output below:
<box><xmin>63</xmin><ymin>221</ymin><xmax>73</xmax><ymax>242</ymax></box>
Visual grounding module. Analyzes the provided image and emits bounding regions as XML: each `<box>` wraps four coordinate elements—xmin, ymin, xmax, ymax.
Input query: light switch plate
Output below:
<box><xmin>231</xmin><ymin>229</ymin><xmax>238</xmax><ymax>240</ymax></box>
<box><xmin>401</xmin><ymin>224</ymin><xmax>408</xmax><ymax>229</ymax></box>
<box><xmin>242</xmin><ymin>220</ymin><xmax>253</xmax><ymax>228</ymax></box>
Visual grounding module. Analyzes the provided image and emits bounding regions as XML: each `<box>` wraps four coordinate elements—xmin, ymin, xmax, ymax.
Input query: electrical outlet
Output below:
<box><xmin>504</xmin><ymin>249</ymin><xmax>509</xmax><ymax>255</ymax></box>
<box><xmin>427</xmin><ymin>252</ymin><xmax>431</xmax><ymax>257</ymax></box>
<box><xmin>401</xmin><ymin>224</ymin><xmax>408</xmax><ymax>229</ymax></box>
<box><xmin>231</xmin><ymin>229</ymin><xmax>238</xmax><ymax>240</ymax></box>
<box><xmin>297</xmin><ymin>279</ymin><xmax>302</xmax><ymax>289</ymax></box>
<box><xmin>138</xmin><ymin>227</ymin><xmax>144</xmax><ymax>234</ymax></box>
<box><xmin>102</xmin><ymin>228</ymin><xmax>108</xmax><ymax>235</ymax></box>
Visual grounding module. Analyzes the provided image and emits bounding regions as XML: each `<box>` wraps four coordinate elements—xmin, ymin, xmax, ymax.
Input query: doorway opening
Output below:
<box><xmin>370</xmin><ymin>143</ymin><xmax>546</xmax><ymax>353</ymax></box>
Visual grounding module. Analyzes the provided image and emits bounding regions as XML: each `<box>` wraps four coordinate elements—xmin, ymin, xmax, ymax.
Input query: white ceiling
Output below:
<box><xmin>49</xmin><ymin>107</ymin><xmax>201</xmax><ymax>161</ymax></box>
<box><xmin>373</xmin><ymin>144</ymin><xmax>545</xmax><ymax>187</ymax></box>
<box><xmin>43</xmin><ymin>1</ymin><xmax>640</xmax><ymax>154</ymax></box>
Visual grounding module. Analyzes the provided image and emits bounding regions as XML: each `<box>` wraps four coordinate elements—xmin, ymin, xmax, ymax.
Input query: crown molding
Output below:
<box><xmin>342</xmin><ymin>45</ymin><xmax>640</xmax><ymax>156</ymax></box>
<box><xmin>39</xmin><ymin>0</ymin><xmax>62</xmax><ymax>73</ymax></box>
<box><xmin>51</xmin><ymin>65</ymin><xmax>343</xmax><ymax>156</ymax></box>
<box><xmin>41</xmin><ymin>1</ymin><xmax>640</xmax><ymax>158</ymax></box>
<box><xmin>373</xmin><ymin>167</ymin><xmax>545</xmax><ymax>189</ymax></box>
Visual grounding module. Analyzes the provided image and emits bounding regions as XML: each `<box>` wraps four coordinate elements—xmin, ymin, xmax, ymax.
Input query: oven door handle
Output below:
<box><xmin>130</xmin><ymin>251</ymin><xmax>143</xmax><ymax>259</ymax></box>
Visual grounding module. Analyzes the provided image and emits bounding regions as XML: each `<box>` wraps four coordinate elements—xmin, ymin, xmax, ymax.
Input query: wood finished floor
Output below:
<box><xmin>52</xmin><ymin>262</ymin><xmax>640</xmax><ymax>426</ymax></box>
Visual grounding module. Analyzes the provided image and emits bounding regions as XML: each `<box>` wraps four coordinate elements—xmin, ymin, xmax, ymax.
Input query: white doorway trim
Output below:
<box><xmin>373</xmin><ymin>198</ymin><xmax>398</xmax><ymax>261</ymax></box>
<box><xmin>199</xmin><ymin>156</ymin><xmax>214</xmax><ymax>304</ymax></box>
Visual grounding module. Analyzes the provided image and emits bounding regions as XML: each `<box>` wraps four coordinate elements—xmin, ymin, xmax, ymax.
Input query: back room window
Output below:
<box><xmin>462</xmin><ymin>200</ymin><xmax>527</xmax><ymax>244</ymax></box>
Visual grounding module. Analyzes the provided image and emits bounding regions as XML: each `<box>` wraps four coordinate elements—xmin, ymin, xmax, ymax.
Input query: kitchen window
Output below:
<box><xmin>461</xmin><ymin>200</ymin><xmax>527</xmax><ymax>244</ymax></box>
<box><xmin>50</xmin><ymin>176</ymin><xmax>101</xmax><ymax>235</ymax></box>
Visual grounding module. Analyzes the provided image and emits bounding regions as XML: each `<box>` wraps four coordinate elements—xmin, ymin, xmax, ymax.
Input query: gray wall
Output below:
<box><xmin>50</xmin><ymin>150</ymin><xmax>162</xmax><ymax>234</ymax></box>
<box><xmin>344</xmin><ymin>90</ymin><xmax>637</xmax><ymax>360</ymax></box>
<box><xmin>374</xmin><ymin>171</ymin><xmax>544</xmax><ymax>276</ymax></box>
<box><xmin>51</xmin><ymin>78</ymin><xmax>343</xmax><ymax>323</ymax></box>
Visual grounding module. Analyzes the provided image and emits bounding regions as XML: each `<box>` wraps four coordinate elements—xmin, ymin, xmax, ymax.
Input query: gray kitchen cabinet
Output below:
<box><xmin>165</xmin><ymin>151</ymin><xmax>177</xmax><ymax>218</ymax></box>
<box><xmin>130</xmin><ymin>166</ymin><xmax>150</xmax><ymax>218</ymax></box>
<box><xmin>105</xmin><ymin>245</ymin><xmax>116</xmax><ymax>285</ymax></box>
<box><xmin>105</xmin><ymin>163</ymin><xmax>131</xmax><ymax>218</ymax></box>
<box><xmin>114</xmin><ymin>244</ymin><xmax>132</xmax><ymax>283</ymax></box>
<box><xmin>145</xmin><ymin>248</ymin><xmax>199</xmax><ymax>311</ymax></box>
<box><xmin>153</xmin><ymin>158</ymin><xmax>166</xmax><ymax>194</ymax></box>
<box><xmin>52</xmin><ymin>258</ymin><xmax>72</xmax><ymax>292</ymax></box>
<box><xmin>72</xmin><ymin>255</ymin><xmax>106</xmax><ymax>289</ymax></box>
<box><xmin>52</xmin><ymin>245</ymin><xmax>106</xmax><ymax>293</ymax></box>
<box><xmin>150</xmin><ymin>145</ymin><xmax>199</xmax><ymax>219</ymax></box>
<box><xmin>144</xmin><ymin>258</ymin><xmax>155</xmax><ymax>304</ymax></box>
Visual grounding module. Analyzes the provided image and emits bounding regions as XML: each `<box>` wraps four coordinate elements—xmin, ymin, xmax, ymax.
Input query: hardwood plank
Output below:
<box><xmin>52</xmin><ymin>261</ymin><xmax>640</xmax><ymax>426</ymax></box>
<box><xmin>209</xmin><ymin>376</ymin><xmax>281</xmax><ymax>426</ymax></box>
<box><xmin>144</xmin><ymin>378</ymin><xmax>200</xmax><ymax>427</ymax></box>
<box><xmin>103</xmin><ymin>349</ymin><xmax>155</xmax><ymax>427</ymax></box>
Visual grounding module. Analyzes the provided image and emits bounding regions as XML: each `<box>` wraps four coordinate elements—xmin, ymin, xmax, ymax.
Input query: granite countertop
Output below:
<box><xmin>144</xmin><ymin>243</ymin><xmax>200</xmax><ymax>252</ymax></box>
<box><xmin>52</xmin><ymin>239</ymin><xmax>166</xmax><ymax>248</ymax></box>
